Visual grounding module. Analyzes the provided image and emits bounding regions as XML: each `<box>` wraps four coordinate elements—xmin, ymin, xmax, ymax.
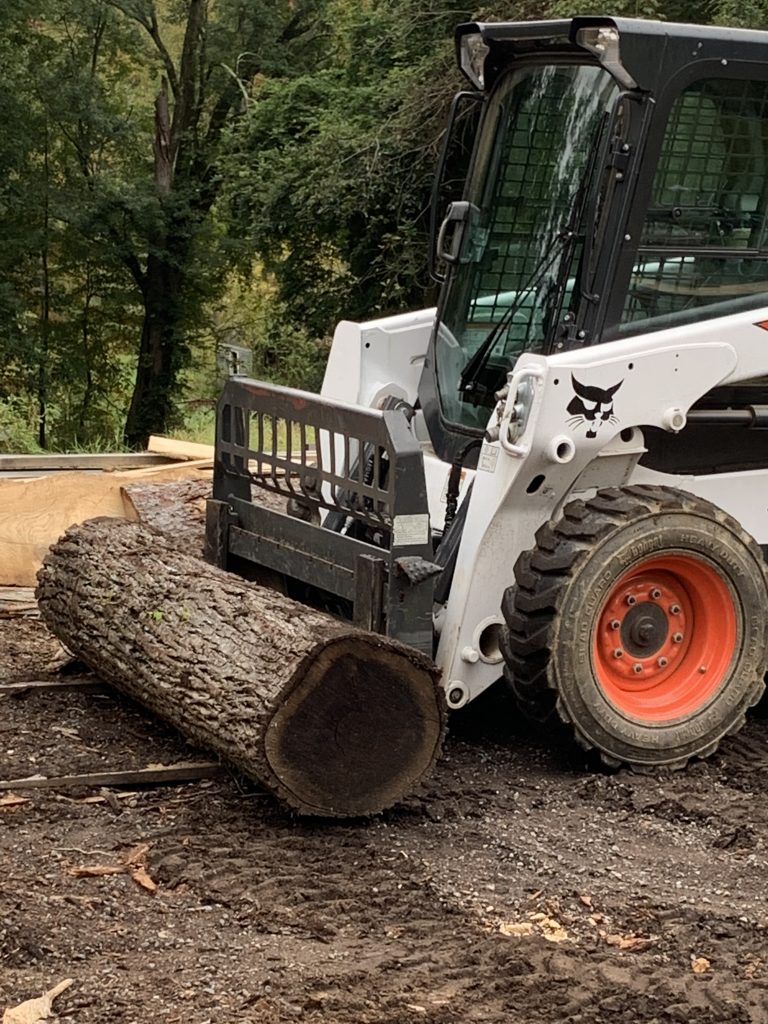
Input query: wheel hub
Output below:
<box><xmin>597</xmin><ymin>572</ymin><xmax>688</xmax><ymax>686</ymax></box>
<box><xmin>621</xmin><ymin>602</ymin><xmax>668</xmax><ymax>657</ymax></box>
<box><xmin>593</xmin><ymin>553</ymin><xmax>738</xmax><ymax>723</ymax></box>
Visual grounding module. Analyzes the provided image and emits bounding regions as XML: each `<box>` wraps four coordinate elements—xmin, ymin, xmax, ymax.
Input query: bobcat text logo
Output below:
<box><xmin>566</xmin><ymin>375</ymin><xmax>622</xmax><ymax>439</ymax></box>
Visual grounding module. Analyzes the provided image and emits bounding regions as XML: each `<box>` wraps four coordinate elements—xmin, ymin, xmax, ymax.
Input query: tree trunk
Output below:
<box><xmin>123</xmin><ymin>77</ymin><xmax>189</xmax><ymax>450</ymax></box>
<box><xmin>122</xmin><ymin>248</ymin><xmax>186</xmax><ymax>449</ymax></box>
<box><xmin>36</xmin><ymin>518</ymin><xmax>445</xmax><ymax>817</ymax></box>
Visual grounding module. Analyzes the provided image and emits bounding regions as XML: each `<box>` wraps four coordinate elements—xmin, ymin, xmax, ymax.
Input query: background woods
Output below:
<box><xmin>0</xmin><ymin>0</ymin><xmax>761</xmax><ymax>450</ymax></box>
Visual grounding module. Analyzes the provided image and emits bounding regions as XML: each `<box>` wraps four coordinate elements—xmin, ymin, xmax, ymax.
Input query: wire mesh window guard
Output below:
<box><xmin>458</xmin><ymin>67</ymin><xmax>616</xmax><ymax>348</ymax></box>
<box><xmin>623</xmin><ymin>78</ymin><xmax>768</xmax><ymax>329</ymax></box>
<box><xmin>436</xmin><ymin>64</ymin><xmax>619</xmax><ymax>429</ymax></box>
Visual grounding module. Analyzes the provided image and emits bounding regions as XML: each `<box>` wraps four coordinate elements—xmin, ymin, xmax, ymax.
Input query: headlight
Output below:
<box><xmin>459</xmin><ymin>32</ymin><xmax>490</xmax><ymax>89</ymax></box>
<box><xmin>575</xmin><ymin>25</ymin><xmax>619</xmax><ymax>56</ymax></box>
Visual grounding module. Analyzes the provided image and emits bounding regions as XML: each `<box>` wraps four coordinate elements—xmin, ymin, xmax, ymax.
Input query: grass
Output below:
<box><xmin>174</xmin><ymin>406</ymin><xmax>314</xmax><ymax>454</ymax></box>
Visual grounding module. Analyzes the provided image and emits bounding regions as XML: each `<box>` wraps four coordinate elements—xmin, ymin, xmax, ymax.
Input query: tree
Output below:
<box><xmin>0</xmin><ymin>0</ymin><xmax>331</xmax><ymax>450</ymax></box>
<box><xmin>229</xmin><ymin>2</ymin><xmax>475</xmax><ymax>350</ymax></box>
<box><xmin>230</xmin><ymin>0</ymin><xmax>768</xmax><ymax>367</ymax></box>
<box><xmin>79</xmin><ymin>0</ymin><xmax>330</xmax><ymax>446</ymax></box>
<box><xmin>4</xmin><ymin>0</ymin><xmax>768</xmax><ymax>453</ymax></box>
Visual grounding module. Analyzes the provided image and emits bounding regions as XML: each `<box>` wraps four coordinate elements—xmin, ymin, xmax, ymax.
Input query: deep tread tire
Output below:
<box><xmin>501</xmin><ymin>485</ymin><xmax>768</xmax><ymax>768</ymax></box>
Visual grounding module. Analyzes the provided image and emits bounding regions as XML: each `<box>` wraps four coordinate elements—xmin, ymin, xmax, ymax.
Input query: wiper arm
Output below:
<box><xmin>458</xmin><ymin>233</ymin><xmax>571</xmax><ymax>396</ymax></box>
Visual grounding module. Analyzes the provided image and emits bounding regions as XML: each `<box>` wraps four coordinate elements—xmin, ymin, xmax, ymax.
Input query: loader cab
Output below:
<box><xmin>420</xmin><ymin>17</ymin><xmax>768</xmax><ymax>464</ymax></box>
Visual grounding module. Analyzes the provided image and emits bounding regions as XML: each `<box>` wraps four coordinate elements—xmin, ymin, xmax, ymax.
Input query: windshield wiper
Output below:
<box><xmin>458</xmin><ymin>233</ymin><xmax>572</xmax><ymax>398</ymax></box>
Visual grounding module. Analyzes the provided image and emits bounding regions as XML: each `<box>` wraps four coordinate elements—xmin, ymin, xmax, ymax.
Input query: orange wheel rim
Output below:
<box><xmin>592</xmin><ymin>554</ymin><xmax>737</xmax><ymax>722</ymax></box>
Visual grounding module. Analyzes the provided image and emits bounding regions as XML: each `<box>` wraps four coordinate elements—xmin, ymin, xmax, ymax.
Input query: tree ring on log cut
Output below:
<box><xmin>265</xmin><ymin>638</ymin><xmax>445</xmax><ymax>817</ymax></box>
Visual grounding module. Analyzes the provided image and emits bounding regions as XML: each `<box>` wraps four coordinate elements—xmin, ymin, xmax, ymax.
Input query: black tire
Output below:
<box><xmin>501</xmin><ymin>485</ymin><xmax>768</xmax><ymax>768</ymax></box>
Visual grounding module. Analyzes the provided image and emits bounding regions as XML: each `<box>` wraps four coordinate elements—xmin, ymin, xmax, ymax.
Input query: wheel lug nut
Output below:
<box><xmin>650</xmin><ymin>588</ymin><xmax>661</xmax><ymax>599</ymax></box>
<box><xmin>657</xmin><ymin>656</ymin><xmax>668</xmax><ymax>667</ymax></box>
<box><xmin>613</xmin><ymin>649</ymin><xmax>624</xmax><ymax>659</ymax></box>
<box><xmin>633</xmin><ymin>663</ymin><xmax>643</xmax><ymax>674</ymax></box>
<box><xmin>610</xmin><ymin>619</ymin><xmax>621</xmax><ymax>630</ymax></box>
<box><xmin>699</xmin><ymin>665</ymin><xmax>707</xmax><ymax>674</ymax></box>
<box><xmin>672</xmin><ymin>632</ymin><xmax>683</xmax><ymax>643</ymax></box>
<box><xmin>670</xmin><ymin>604</ymin><xmax>681</xmax><ymax>615</ymax></box>
<box><xmin>626</xmin><ymin>594</ymin><xmax>637</xmax><ymax>606</ymax></box>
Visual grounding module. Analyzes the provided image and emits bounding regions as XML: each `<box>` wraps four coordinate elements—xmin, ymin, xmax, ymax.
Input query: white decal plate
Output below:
<box><xmin>478</xmin><ymin>442</ymin><xmax>499</xmax><ymax>473</ymax></box>
<box><xmin>393</xmin><ymin>513</ymin><xmax>430</xmax><ymax>547</ymax></box>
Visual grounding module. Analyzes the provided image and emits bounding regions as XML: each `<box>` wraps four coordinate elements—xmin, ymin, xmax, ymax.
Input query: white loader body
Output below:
<box><xmin>322</xmin><ymin>304</ymin><xmax>768</xmax><ymax>707</ymax></box>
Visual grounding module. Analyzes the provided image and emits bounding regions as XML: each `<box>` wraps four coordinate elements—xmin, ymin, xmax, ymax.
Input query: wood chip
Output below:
<box><xmin>530</xmin><ymin>913</ymin><xmax>569</xmax><ymax>943</ymax></box>
<box><xmin>2</xmin><ymin>978</ymin><xmax>73</xmax><ymax>1024</ymax></box>
<box><xmin>131</xmin><ymin>866</ymin><xmax>157</xmax><ymax>893</ymax></box>
<box><xmin>67</xmin><ymin>864</ymin><xmax>126</xmax><ymax>878</ymax></box>
<box><xmin>67</xmin><ymin>842</ymin><xmax>157</xmax><ymax>893</ymax></box>
<box><xmin>0</xmin><ymin>761</ymin><xmax>223</xmax><ymax>791</ymax></box>
<box><xmin>75</xmin><ymin>791</ymin><xmax>132</xmax><ymax>804</ymax></box>
<box><xmin>499</xmin><ymin>921</ymin><xmax>534</xmax><ymax>937</ymax></box>
<box><xmin>604</xmin><ymin>932</ymin><xmax>653</xmax><ymax>951</ymax></box>
<box><xmin>0</xmin><ymin>793</ymin><xmax>30</xmax><ymax>810</ymax></box>
<box><xmin>124</xmin><ymin>843</ymin><xmax>151</xmax><ymax>866</ymax></box>
<box><xmin>692</xmin><ymin>956</ymin><xmax>711</xmax><ymax>973</ymax></box>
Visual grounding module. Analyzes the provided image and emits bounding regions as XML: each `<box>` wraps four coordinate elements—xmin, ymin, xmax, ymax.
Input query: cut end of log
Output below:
<box><xmin>265</xmin><ymin>637</ymin><xmax>445</xmax><ymax>817</ymax></box>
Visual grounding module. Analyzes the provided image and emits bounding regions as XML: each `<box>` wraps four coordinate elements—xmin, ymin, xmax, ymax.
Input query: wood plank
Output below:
<box><xmin>0</xmin><ymin>762</ymin><xmax>225</xmax><ymax>791</ymax></box>
<box><xmin>0</xmin><ymin>463</ymin><xmax>212</xmax><ymax>586</ymax></box>
<box><xmin>0</xmin><ymin>587</ymin><xmax>36</xmax><ymax>603</ymax></box>
<box><xmin>147</xmin><ymin>435</ymin><xmax>215</xmax><ymax>461</ymax></box>
<box><xmin>123</xmin><ymin>456</ymin><xmax>212</xmax><ymax>478</ymax></box>
<box><xmin>0</xmin><ymin>452</ymin><xmax>175</xmax><ymax>474</ymax></box>
<box><xmin>0</xmin><ymin>586</ymin><xmax>38</xmax><ymax>617</ymax></box>
<box><xmin>0</xmin><ymin>677</ymin><xmax>105</xmax><ymax>695</ymax></box>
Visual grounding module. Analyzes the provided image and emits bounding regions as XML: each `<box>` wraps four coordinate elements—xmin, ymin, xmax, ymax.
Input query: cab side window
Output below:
<box><xmin>622</xmin><ymin>78</ymin><xmax>768</xmax><ymax>331</ymax></box>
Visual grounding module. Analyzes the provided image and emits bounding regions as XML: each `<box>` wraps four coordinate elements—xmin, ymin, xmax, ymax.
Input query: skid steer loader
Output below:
<box><xmin>206</xmin><ymin>15</ymin><xmax>768</xmax><ymax>770</ymax></box>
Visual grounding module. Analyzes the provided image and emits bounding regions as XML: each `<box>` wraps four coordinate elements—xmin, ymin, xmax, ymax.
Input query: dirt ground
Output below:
<box><xmin>2</xmin><ymin>616</ymin><xmax>768</xmax><ymax>1024</ymax></box>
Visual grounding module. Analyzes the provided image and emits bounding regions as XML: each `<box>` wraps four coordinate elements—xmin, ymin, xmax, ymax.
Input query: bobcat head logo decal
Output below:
<box><xmin>566</xmin><ymin>375</ymin><xmax>623</xmax><ymax>439</ymax></box>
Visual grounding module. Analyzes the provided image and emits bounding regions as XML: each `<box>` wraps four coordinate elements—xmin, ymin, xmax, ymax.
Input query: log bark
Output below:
<box><xmin>36</xmin><ymin>518</ymin><xmax>445</xmax><ymax>817</ymax></box>
<box><xmin>121</xmin><ymin>479</ymin><xmax>209</xmax><ymax>557</ymax></box>
<box><xmin>120</xmin><ymin>478</ymin><xmax>288</xmax><ymax>559</ymax></box>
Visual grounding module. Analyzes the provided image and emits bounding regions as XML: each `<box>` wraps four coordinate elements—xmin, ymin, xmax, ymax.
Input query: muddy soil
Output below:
<box><xmin>1</xmin><ymin>616</ymin><xmax>768</xmax><ymax>1024</ymax></box>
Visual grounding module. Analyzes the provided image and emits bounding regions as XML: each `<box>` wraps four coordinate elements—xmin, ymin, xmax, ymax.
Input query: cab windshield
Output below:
<box><xmin>436</xmin><ymin>63</ymin><xmax>620</xmax><ymax>429</ymax></box>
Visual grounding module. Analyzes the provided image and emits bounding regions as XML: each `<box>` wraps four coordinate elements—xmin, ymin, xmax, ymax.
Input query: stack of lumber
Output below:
<box><xmin>0</xmin><ymin>437</ymin><xmax>213</xmax><ymax>586</ymax></box>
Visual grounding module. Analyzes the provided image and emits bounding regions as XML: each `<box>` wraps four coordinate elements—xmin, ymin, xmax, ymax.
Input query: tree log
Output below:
<box><xmin>36</xmin><ymin>518</ymin><xmax>445</xmax><ymax>817</ymax></box>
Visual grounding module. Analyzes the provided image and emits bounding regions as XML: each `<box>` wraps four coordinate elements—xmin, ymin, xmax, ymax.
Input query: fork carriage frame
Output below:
<box><xmin>205</xmin><ymin>377</ymin><xmax>439</xmax><ymax>656</ymax></box>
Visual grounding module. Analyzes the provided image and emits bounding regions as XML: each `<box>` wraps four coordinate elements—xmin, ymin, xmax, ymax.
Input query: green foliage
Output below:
<box><xmin>227</xmin><ymin>2</ymin><xmax>474</xmax><ymax>342</ymax></box>
<box><xmin>221</xmin><ymin>0</ymin><xmax>768</xmax><ymax>380</ymax></box>
<box><xmin>0</xmin><ymin>0</ymin><xmax>332</xmax><ymax>451</ymax></box>
<box><xmin>6</xmin><ymin>0</ymin><xmax>768</xmax><ymax>450</ymax></box>
<box><xmin>0</xmin><ymin>396</ymin><xmax>43</xmax><ymax>454</ymax></box>
<box><xmin>0</xmin><ymin>1</ymin><xmax>150</xmax><ymax>448</ymax></box>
